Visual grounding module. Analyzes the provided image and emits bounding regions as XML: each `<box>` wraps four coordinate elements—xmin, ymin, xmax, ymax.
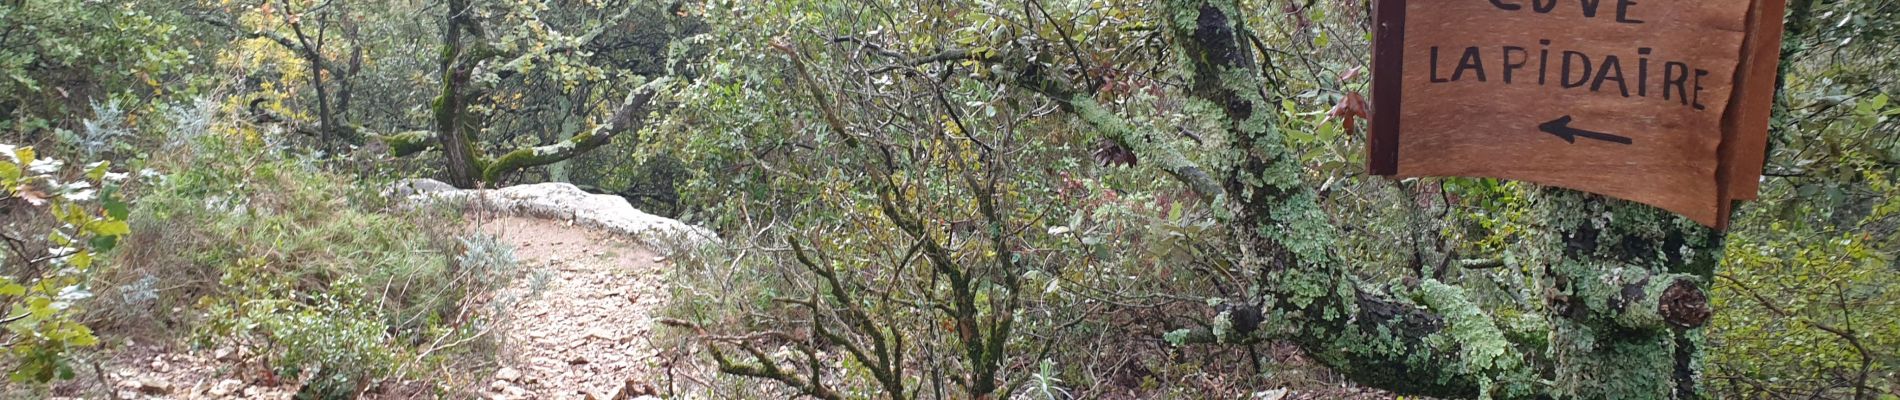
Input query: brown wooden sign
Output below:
<box><xmin>1370</xmin><ymin>0</ymin><xmax>1787</xmax><ymax>228</ymax></box>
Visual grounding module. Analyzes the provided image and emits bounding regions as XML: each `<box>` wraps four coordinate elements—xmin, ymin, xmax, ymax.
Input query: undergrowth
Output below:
<box><xmin>84</xmin><ymin>137</ymin><xmax>517</xmax><ymax>398</ymax></box>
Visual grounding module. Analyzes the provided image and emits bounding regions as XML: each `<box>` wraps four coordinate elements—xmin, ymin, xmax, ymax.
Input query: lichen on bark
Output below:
<box><xmin>378</xmin><ymin>130</ymin><xmax>434</xmax><ymax>157</ymax></box>
<box><xmin>1127</xmin><ymin>1</ymin><xmax>1728</xmax><ymax>398</ymax></box>
<box><xmin>1530</xmin><ymin>190</ymin><xmax>1721</xmax><ymax>399</ymax></box>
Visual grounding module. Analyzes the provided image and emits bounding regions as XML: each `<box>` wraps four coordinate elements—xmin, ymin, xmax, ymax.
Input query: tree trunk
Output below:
<box><xmin>434</xmin><ymin>0</ymin><xmax>482</xmax><ymax>188</ymax></box>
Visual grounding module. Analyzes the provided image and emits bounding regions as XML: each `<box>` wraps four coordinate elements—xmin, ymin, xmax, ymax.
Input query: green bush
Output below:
<box><xmin>1</xmin><ymin>145</ymin><xmax>133</xmax><ymax>383</ymax></box>
<box><xmin>94</xmin><ymin>136</ymin><xmax>514</xmax><ymax>397</ymax></box>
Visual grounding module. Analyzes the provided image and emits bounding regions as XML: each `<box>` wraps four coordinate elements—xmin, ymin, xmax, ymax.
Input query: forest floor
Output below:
<box><xmin>40</xmin><ymin>216</ymin><xmax>671</xmax><ymax>400</ymax></box>
<box><xmin>471</xmin><ymin>217</ymin><xmax>667</xmax><ymax>400</ymax></box>
<box><xmin>32</xmin><ymin>212</ymin><xmax>1405</xmax><ymax>400</ymax></box>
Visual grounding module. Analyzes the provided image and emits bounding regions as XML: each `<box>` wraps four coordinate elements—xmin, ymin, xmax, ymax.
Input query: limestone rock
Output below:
<box><xmin>210</xmin><ymin>379</ymin><xmax>244</xmax><ymax>397</ymax></box>
<box><xmin>586</xmin><ymin>328</ymin><xmax>625</xmax><ymax>342</ymax></box>
<box><xmin>138</xmin><ymin>380</ymin><xmax>173</xmax><ymax>395</ymax></box>
<box><xmin>398</xmin><ymin>180</ymin><xmax>718</xmax><ymax>252</ymax></box>
<box><xmin>384</xmin><ymin>178</ymin><xmax>457</xmax><ymax>198</ymax></box>
<box><xmin>495</xmin><ymin>367</ymin><xmax>522</xmax><ymax>383</ymax></box>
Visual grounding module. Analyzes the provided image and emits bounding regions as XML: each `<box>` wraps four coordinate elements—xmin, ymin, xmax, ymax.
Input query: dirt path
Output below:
<box><xmin>475</xmin><ymin>217</ymin><xmax>669</xmax><ymax>400</ymax></box>
<box><xmin>42</xmin><ymin>216</ymin><xmax>679</xmax><ymax>400</ymax></box>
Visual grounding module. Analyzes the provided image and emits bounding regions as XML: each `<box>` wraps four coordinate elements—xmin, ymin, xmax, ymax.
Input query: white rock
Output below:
<box><xmin>495</xmin><ymin>367</ymin><xmax>522</xmax><ymax>382</ymax></box>
<box><xmin>587</xmin><ymin>329</ymin><xmax>625</xmax><ymax>342</ymax></box>
<box><xmin>384</xmin><ymin>178</ymin><xmax>457</xmax><ymax>198</ymax></box>
<box><xmin>139</xmin><ymin>380</ymin><xmax>173</xmax><ymax>395</ymax></box>
<box><xmin>400</xmin><ymin>180</ymin><xmax>719</xmax><ymax>252</ymax></box>
<box><xmin>1253</xmin><ymin>388</ymin><xmax>1290</xmax><ymax>400</ymax></box>
<box><xmin>210</xmin><ymin>379</ymin><xmax>243</xmax><ymax>397</ymax></box>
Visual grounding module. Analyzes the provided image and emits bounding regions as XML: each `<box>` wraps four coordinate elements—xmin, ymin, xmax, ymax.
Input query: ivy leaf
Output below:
<box><xmin>84</xmin><ymin>161</ymin><xmax>110</xmax><ymax>182</ymax></box>
<box><xmin>9</xmin><ymin>146</ymin><xmax>33</xmax><ymax>165</ymax></box>
<box><xmin>90</xmin><ymin>235</ymin><xmax>117</xmax><ymax>253</ymax></box>
<box><xmin>104</xmin><ymin>196</ymin><xmax>130</xmax><ymax>220</ymax></box>
<box><xmin>1857</xmin><ymin>93</ymin><xmax>1889</xmax><ymax>115</ymax></box>
<box><xmin>92</xmin><ymin>220</ymin><xmax>130</xmax><ymax>236</ymax></box>
<box><xmin>0</xmin><ymin>161</ymin><xmax>19</xmax><ymax>182</ymax></box>
<box><xmin>70</xmin><ymin>249</ymin><xmax>92</xmax><ymax>269</ymax></box>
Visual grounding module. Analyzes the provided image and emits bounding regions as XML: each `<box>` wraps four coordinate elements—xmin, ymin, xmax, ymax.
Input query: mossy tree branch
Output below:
<box><xmin>1150</xmin><ymin>1</ymin><xmax>1538</xmax><ymax>397</ymax></box>
<box><xmin>767</xmin><ymin>40</ymin><xmax>1027</xmax><ymax>399</ymax></box>
<box><xmin>702</xmin><ymin>331</ymin><xmax>845</xmax><ymax>400</ymax></box>
<box><xmin>379</xmin><ymin>130</ymin><xmax>435</xmax><ymax>157</ymax></box>
<box><xmin>660</xmin><ymin>316</ymin><xmax>848</xmax><ymax>400</ymax></box>
<box><xmin>854</xmin><ymin>45</ymin><xmax>1228</xmax><ymax>200</ymax></box>
<box><xmin>410</xmin><ymin>0</ymin><xmax>665</xmax><ymax>188</ymax></box>
<box><xmin>860</xmin><ymin>2</ymin><xmax>1727</xmax><ymax>398</ymax></box>
<box><xmin>479</xmin><ymin>79</ymin><xmax>667</xmax><ymax>182</ymax></box>
<box><xmin>997</xmin><ymin>55</ymin><xmax>1228</xmax><ymax>200</ymax></box>
<box><xmin>1136</xmin><ymin>2</ymin><xmax>1727</xmax><ymax>398</ymax></box>
<box><xmin>788</xmin><ymin>239</ymin><xmax>913</xmax><ymax>399</ymax></box>
<box><xmin>1531</xmin><ymin>191</ymin><xmax>1722</xmax><ymax>398</ymax></box>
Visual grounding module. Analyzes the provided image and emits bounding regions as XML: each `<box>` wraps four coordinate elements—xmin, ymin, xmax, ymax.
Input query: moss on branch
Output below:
<box><xmin>1139</xmin><ymin>1</ymin><xmax>1736</xmax><ymax>397</ymax></box>
<box><xmin>1532</xmin><ymin>190</ymin><xmax>1724</xmax><ymax>398</ymax></box>
<box><xmin>378</xmin><ymin>130</ymin><xmax>435</xmax><ymax>157</ymax></box>
<box><xmin>479</xmin><ymin>81</ymin><xmax>665</xmax><ymax>183</ymax></box>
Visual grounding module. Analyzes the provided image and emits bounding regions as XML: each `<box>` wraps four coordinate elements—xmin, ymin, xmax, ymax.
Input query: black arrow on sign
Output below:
<box><xmin>1538</xmin><ymin>115</ymin><xmax>1634</xmax><ymax>145</ymax></box>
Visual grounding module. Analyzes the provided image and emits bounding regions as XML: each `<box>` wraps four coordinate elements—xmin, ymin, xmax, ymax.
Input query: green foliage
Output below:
<box><xmin>0</xmin><ymin>0</ymin><xmax>196</xmax><ymax>138</ymax></box>
<box><xmin>0</xmin><ymin>144</ymin><xmax>134</xmax><ymax>383</ymax></box>
<box><xmin>1709</xmin><ymin>94</ymin><xmax>1900</xmax><ymax>397</ymax></box>
<box><xmin>101</xmin><ymin>136</ymin><xmax>511</xmax><ymax>396</ymax></box>
<box><xmin>1701</xmin><ymin>1</ymin><xmax>1900</xmax><ymax>394</ymax></box>
<box><xmin>654</xmin><ymin>1</ymin><xmax>1266</xmax><ymax>398</ymax></box>
<box><xmin>1022</xmin><ymin>359</ymin><xmax>1073</xmax><ymax>400</ymax></box>
<box><xmin>1</xmin><ymin>0</ymin><xmax>1894</xmax><ymax>398</ymax></box>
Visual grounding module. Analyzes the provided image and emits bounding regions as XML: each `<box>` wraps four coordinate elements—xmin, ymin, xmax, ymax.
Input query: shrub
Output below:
<box><xmin>0</xmin><ymin>144</ymin><xmax>133</xmax><ymax>383</ymax></box>
<box><xmin>93</xmin><ymin>136</ymin><xmax>515</xmax><ymax>397</ymax></box>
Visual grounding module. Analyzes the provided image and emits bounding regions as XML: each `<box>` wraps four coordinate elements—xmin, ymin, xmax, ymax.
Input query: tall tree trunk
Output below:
<box><xmin>434</xmin><ymin>0</ymin><xmax>482</xmax><ymax>188</ymax></box>
<box><xmin>309</xmin><ymin>57</ymin><xmax>334</xmax><ymax>152</ymax></box>
<box><xmin>288</xmin><ymin>9</ymin><xmax>335</xmax><ymax>154</ymax></box>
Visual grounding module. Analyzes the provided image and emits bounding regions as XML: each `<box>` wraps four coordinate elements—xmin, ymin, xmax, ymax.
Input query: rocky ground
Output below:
<box><xmin>472</xmin><ymin>217</ymin><xmax>668</xmax><ymax>400</ymax></box>
<box><xmin>14</xmin><ymin>182</ymin><xmax>1404</xmax><ymax>400</ymax></box>
<box><xmin>34</xmin><ymin>214</ymin><xmax>676</xmax><ymax>400</ymax></box>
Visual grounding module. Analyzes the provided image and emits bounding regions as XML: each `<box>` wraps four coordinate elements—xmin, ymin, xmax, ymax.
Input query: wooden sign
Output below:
<box><xmin>1370</xmin><ymin>0</ymin><xmax>1787</xmax><ymax>228</ymax></box>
